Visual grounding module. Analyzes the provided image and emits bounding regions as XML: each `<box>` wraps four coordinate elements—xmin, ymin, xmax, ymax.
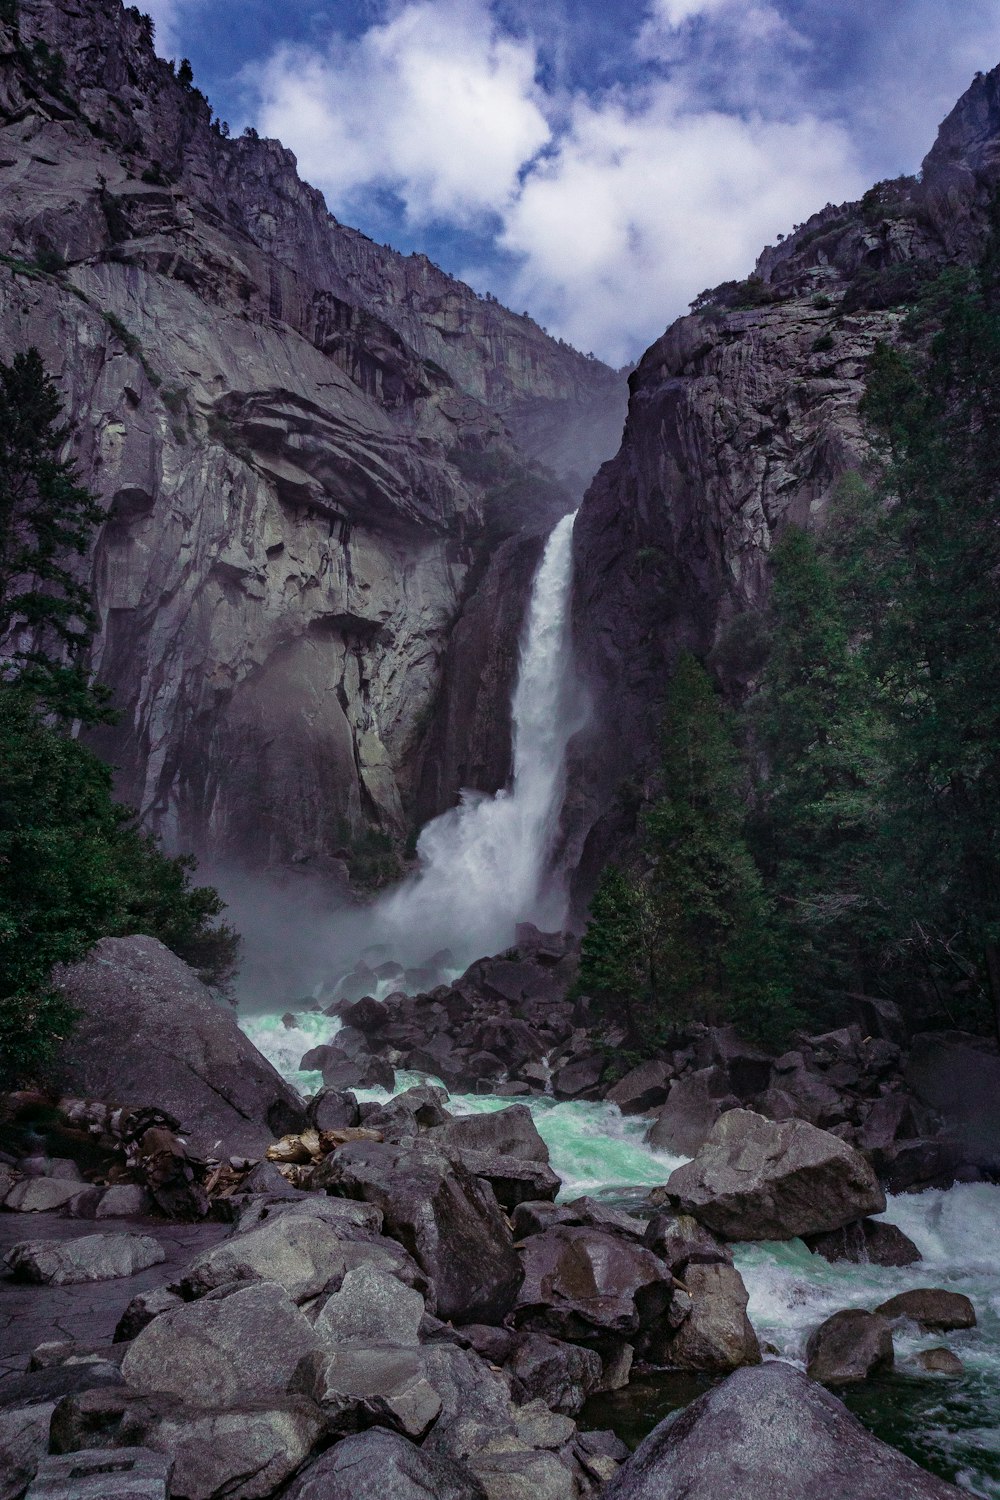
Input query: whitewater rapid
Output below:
<box><xmin>241</xmin><ymin>1008</ymin><xmax>1000</xmax><ymax>1496</ymax></box>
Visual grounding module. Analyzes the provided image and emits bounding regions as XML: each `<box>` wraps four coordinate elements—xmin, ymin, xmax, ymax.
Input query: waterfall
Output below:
<box><xmin>373</xmin><ymin>508</ymin><xmax>586</xmax><ymax>967</ymax></box>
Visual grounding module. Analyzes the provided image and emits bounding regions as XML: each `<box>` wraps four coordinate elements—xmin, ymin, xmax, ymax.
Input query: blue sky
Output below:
<box><xmin>143</xmin><ymin>1</ymin><xmax>1000</xmax><ymax>363</ymax></box>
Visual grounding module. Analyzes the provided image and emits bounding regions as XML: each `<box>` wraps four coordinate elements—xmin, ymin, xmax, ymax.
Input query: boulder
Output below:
<box><xmin>361</xmin><ymin>1087</ymin><xmax>452</xmax><ymax>1141</ymax></box>
<box><xmin>117</xmin><ymin>1394</ymin><xmax>325</xmax><ymax>1500</ymax></box>
<box><xmin>551</xmin><ymin>1053</ymin><xmax>606</xmax><ymax>1099</ymax></box>
<box><xmin>601</xmin><ymin>1361</ymin><xmax>966</xmax><ymax>1499</ymax></box>
<box><xmin>292</xmin><ymin>1347</ymin><xmax>442</xmax><ymax>1439</ymax></box>
<box><xmin>916</xmin><ymin>1348</ymin><xmax>964</xmax><ymax>1375</ymax></box>
<box><xmin>426</xmin><ymin>1105</ymin><xmax>550</xmax><ymax>1163</ymax></box>
<box><xmin>804</xmin><ymin>1218</ymin><xmax>921</xmax><ymax>1267</ymax></box>
<box><xmin>231</xmin><ymin>1192</ymin><xmax>382</xmax><ymax>1237</ymax></box>
<box><xmin>312</xmin><ymin>1263</ymin><xmax>425</xmax><ymax>1347</ymax></box>
<box><xmin>323</xmin><ymin>1055</ymin><xmax>396</xmax><ymax>1093</ymax></box>
<box><xmin>460</xmin><ymin>1151</ymin><xmax>561</xmax><ymax>1209</ymax></box>
<box><xmin>177</xmin><ymin>1214</ymin><xmax>347</xmax><ymax>1303</ymax></box>
<box><xmin>658</xmin><ymin>1264</ymin><xmax>760</xmax><ymax>1372</ymax></box>
<box><xmin>1</xmin><ymin>1368</ymin><xmax>125</xmax><ymax>1500</ymax></box>
<box><xmin>307</xmin><ymin>1089</ymin><xmax>360</xmax><ymax>1131</ymax></box>
<box><xmin>3</xmin><ymin>1177</ymin><xmax>87</xmax><ymax>1213</ymax></box>
<box><xmin>5</xmin><ymin>1233</ymin><xmax>165</xmax><ymax>1285</ymax></box>
<box><xmin>114</xmin><ymin>1288</ymin><xmax>185</xmax><ymax>1343</ymax></box>
<box><xmin>605</xmin><ymin>1061</ymin><xmax>672</xmax><ymax>1116</ymax></box>
<box><xmin>513</xmin><ymin>1225</ymin><xmax>674</xmax><ymax>1343</ymax></box>
<box><xmin>53</xmin><ymin>936</ymin><xmax>305</xmax><ymax>1157</ymax></box>
<box><xmin>121</xmin><ymin>1282</ymin><xmax>324</xmax><ymax>1405</ymax></box>
<box><xmin>282</xmin><ymin>1429</ymin><xmax>487</xmax><ymax>1500</ymax></box>
<box><xmin>805</xmin><ymin>1310</ymin><xmax>894</xmax><ymax>1386</ymax></box>
<box><xmin>316</xmin><ymin>1140</ymin><xmax>523</xmax><ymax>1324</ymax></box>
<box><xmin>665</xmin><ymin>1110</ymin><xmax>886</xmax><ymax>1241</ymax></box>
<box><xmin>645</xmin><ymin>1071</ymin><xmax>738</xmax><ymax>1156</ymax></box>
<box><xmin>506</xmin><ymin>1333</ymin><xmax>603</xmax><ymax>1415</ymax></box>
<box><xmin>642</xmin><ymin>1212</ymin><xmax>731</xmax><ymax>1274</ymax></box>
<box><xmin>96</xmin><ymin>1185</ymin><xmax>154</xmax><ymax>1218</ymax></box>
<box><xmin>24</xmin><ymin>1448</ymin><xmax>171</xmax><ymax>1500</ymax></box>
<box><xmin>874</xmin><ymin>1289</ymin><xmax>976</xmax><ymax>1330</ymax></box>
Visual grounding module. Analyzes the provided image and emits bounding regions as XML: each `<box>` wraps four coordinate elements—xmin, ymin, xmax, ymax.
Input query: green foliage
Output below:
<box><xmin>177</xmin><ymin>57</ymin><xmax>193</xmax><ymax>88</ymax></box>
<box><xmin>0</xmin><ymin>350</ymin><xmax>239</xmax><ymax>1082</ymax></box>
<box><xmin>0</xmin><ymin>0</ymin><xmax>17</xmax><ymax>27</ymax></box>
<box><xmin>579</xmin><ymin>655</ymin><xmax>797</xmax><ymax>1050</ymax></box>
<box><xmin>0</xmin><ymin>686</ymin><xmax>238</xmax><ymax>1084</ymax></box>
<box><xmin>749</xmin><ymin>527</ymin><xmax>887</xmax><ymax>1010</ymax></box>
<box><xmin>0</xmin><ymin>349</ymin><xmax>109</xmax><ymax>721</ymax></box>
<box><xmin>811</xmin><ymin>332</ymin><xmax>834</xmax><ymax>354</ymax></box>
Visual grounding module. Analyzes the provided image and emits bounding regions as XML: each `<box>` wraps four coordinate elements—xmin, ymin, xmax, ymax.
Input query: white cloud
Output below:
<box><xmin>497</xmin><ymin>87</ymin><xmax>865</xmax><ymax>363</ymax></box>
<box><xmin>251</xmin><ymin>0</ymin><xmax>551</xmax><ymax>227</ymax></box>
<box><xmin>140</xmin><ymin>0</ymin><xmax>183</xmax><ymax>58</ymax></box>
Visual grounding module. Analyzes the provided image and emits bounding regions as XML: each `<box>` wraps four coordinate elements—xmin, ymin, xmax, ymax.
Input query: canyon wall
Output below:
<box><xmin>0</xmin><ymin>0</ymin><xmax>626</xmax><ymax>880</ymax></box>
<box><xmin>568</xmin><ymin>63</ymin><xmax>1000</xmax><ymax>905</ymax></box>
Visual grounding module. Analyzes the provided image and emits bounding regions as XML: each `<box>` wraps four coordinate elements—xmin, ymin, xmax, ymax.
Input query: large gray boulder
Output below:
<box><xmin>53</xmin><ymin>936</ymin><xmax>305</xmax><ymax>1157</ymax></box>
<box><xmin>513</xmin><ymin>1225</ymin><xmax>674</xmax><ymax>1344</ymax></box>
<box><xmin>646</xmin><ymin>1071</ymin><xmax>738</xmax><ymax>1156</ymax></box>
<box><xmin>121</xmin><ymin>1282</ymin><xmax>323</xmax><ymax>1406</ymax></box>
<box><xmin>178</xmin><ymin>1214</ymin><xmax>347</xmax><ymax>1303</ymax></box>
<box><xmin>660</xmin><ymin>1264</ymin><xmax>761</xmax><ymax>1373</ymax></box>
<box><xmin>24</xmin><ymin>1448</ymin><xmax>171</xmax><ymax>1500</ymax></box>
<box><xmin>602</xmin><ymin>1362</ymin><xmax>965</xmax><ymax>1499</ymax></box>
<box><xmin>5</xmin><ymin>1233</ymin><xmax>165</xmax><ymax>1286</ymax></box>
<box><xmin>665</xmin><ymin>1110</ymin><xmax>885</xmax><ymax>1241</ymax></box>
<box><xmin>806</xmin><ymin>1310</ymin><xmax>894</xmax><ymax>1386</ymax></box>
<box><xmin>282</xmin><ymin>1429</ymin><xmax>487</xmax><ymax>1500</ymax></box>
<box><xmin>315</xmin><ymin>1140</ymin><xmax>522</xmax><ymax>1324</ymax></box>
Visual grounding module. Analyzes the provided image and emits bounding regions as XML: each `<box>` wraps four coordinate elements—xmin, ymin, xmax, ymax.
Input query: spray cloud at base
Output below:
<box><xmin>218</xmin><ymin>510</ymin><xmax>588</xmax><ymax>1009</ymax></box>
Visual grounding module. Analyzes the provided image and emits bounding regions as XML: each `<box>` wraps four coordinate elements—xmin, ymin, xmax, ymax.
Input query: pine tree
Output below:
<box><xmin>751</xmin><ymin>526</ymin><xmax>887</xmax><ymax>1005</ymax></box>
<box><xmin>0</xmin><ymin>349</ymin><xmax>108</xmax><ymax>720</ymax></box>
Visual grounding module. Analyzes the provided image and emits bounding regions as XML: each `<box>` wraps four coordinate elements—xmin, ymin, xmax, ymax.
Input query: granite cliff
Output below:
<box><xmin>0</xmin><ymin>0</ymin><xmax>625</xmax><ymax>880</ymax></box>
<box><xmin>568</xmin><ymin>63</ymin><xmax>1000</xmax><ymax>905</ymax></box>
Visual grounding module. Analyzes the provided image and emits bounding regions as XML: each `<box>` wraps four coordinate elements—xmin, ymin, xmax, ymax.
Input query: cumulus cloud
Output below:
<box><xmin>498</xmin><ymin>88</ymin><xmax>864</xmax><ymax>363</ymax></box>
<box><xmin>251</xmin><ymin>0</ymin><xmax>550</xmax><ymax>227</ymax></box>
<box><xmin>237</xmin><ymin>0</ymin><xmax>1000</xmax><ymax>362</ymax></box>
<box><xmin>140</xmin><ymin>0</ymin><xmax>183</xmax><ymax>57</ymax></box>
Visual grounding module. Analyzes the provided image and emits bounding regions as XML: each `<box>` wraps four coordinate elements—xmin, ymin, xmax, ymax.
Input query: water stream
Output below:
<box><xmin>238</xmin><ymin>507</ymin><xmax>1000</xmax><ymax>1492</ymax></box>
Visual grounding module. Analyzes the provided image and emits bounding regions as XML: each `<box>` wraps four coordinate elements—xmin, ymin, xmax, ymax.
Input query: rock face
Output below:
<box><xmin>567</xmin><ymin>63</ymin><xmax>1000</xmax><ymax>903</ymax></box>
<box><xmin>665</xmin><ymin>1109</ymin><xmax>886</xmax><ymax>1241</ymax></box>
<box><xmin>0</xmin><ymin>0</ymin><xmax>625</xmax><ymax>878</ymax></box>
<box><xmin>602</xmin><ymin>1362</ymin><xmax>965</xmax><ymax>1499</ymax></box>
<box><xmin>52</xmin><ymin>935</ymin><xmax>304</xmax><ymax>1156</ymax></box>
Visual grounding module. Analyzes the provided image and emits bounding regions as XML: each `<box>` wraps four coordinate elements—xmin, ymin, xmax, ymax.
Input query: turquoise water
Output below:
<box><xmin>243</xmin><ymin>1008</ymin><xmax>1000</xmax><ymax>1494</ymax></box>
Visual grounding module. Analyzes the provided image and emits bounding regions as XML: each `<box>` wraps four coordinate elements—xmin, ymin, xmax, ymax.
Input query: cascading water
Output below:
<box><xmin>370</xmin><ymin>508</ymin><xmax>586</xmax><ymax>966</ymax></box>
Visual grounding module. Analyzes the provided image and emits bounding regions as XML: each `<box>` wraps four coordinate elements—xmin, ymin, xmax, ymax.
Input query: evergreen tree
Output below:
<box><xmin>578</xmin><ymin>654</ymin><xmax>797</xmax><ymax>1049</ymax></box>
<box><xmin>0</xmin><ymin>349</ymin><xmax>108</xmax><ymax>720</ymax></box>
<box><xmin>854</xmin><ymin>267</ymin><xmax>1000</xmax><ymax>1033</ymax></box>
<box><xmin>751</xmin><ymin>526</ymin><xmax>887</xmax><ymax>1006</ymax></box>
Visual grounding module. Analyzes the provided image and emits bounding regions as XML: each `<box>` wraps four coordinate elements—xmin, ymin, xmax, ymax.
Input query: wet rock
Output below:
<box><xmin>427</xmin><ymin>1104</ymin><xmax>549</xmax><ymax>1162</ymax></box>
<box><xmin>600</xmin><ymin>1361</ymin><xmax>965</xmax><ymax>1499</ymax></box>
<box><xmin>573</xmin><ymin>1430</ymin><xmax>630</xmax><ymax>1486</ymax></box>
<box><xmin>805</xmin><ymin>1218</ymin><xmax>921</xmax><ymax>1267</ymax></box>
<box><xmin>282</xmin><ymin>1429</ymin><xmax>487</xmax><ymax>1500</ymax></box>
<box><xmin>24</xmin><ymin>1448</ymin><xmax>171</xmax><ymax>1500</ymax></box>
<box><xmin>292</xmin><ymin>1347</ymin><xmax>442</xmax><ymax>1439</ymax></box>
<box><xmin>874</xmin><ymin>1289</ymin><xmax>976</xmax><ymax>1330</ymax></box>
<box><xmin>665</xmin><ymin>1109</ymin><xmax>885</xmax><ymax>1241</ymax></box>
<box><xmin>874</xmin><ymin>1137</ymin><xmax>964</xmax><ymax>1193</ymax></box>
<box><xmin>312</xmin><ymin>1263</ymin><xmax>425</xmax><ymax>1347</ymax></box>
<box><xmin>469</xmin><ymin>1445</ymin><xmax>578</xmax><ymax>1500</ymax></box>
<box><xmin>916</xmin><ymin>1347</ymin><xmax>964</xmax><ymax>1375</ymax></box>
<box><xmin>645</xmin><ymin>1071</ymin><xmax>739</xmax><ymax>1155</ymax></box>
<box><xmin>118</xmin><ymin>1394</ymin><xmax>325</xmax><ymax>1500</ymax></box>
<box><xmin>5</xmin><ymin>1233</ymin><xmax>165</xmax><ymax>1285</ymax></box>
<box><xmin>642</xmin><ymin>1212</ymin><xmax>731</xmax><ymax>1274</ymax></box>
<box><xmin>506</xmin><ymin>1333</ymin><xmax>603</xmax><ymax>1415</ymax></box>
<box><xmin>96</xmin><ymin>1185</ymin><xmax>154</xmax><ymax>1217</ymax></box>
<box><xmin>513</xmin><ymin>1225</ymin><xmax>674</xmax><ymax>1343</ymax></box>
<box><xmin>419</xmin><ymin>1344</ymin><xmax>525</xmax><ymax>1462</ymax></box>
<box><xmin>805</xmin><ymin>1310</ymin><xmax>894</xmax><ymax>1386</ymax></box>
<box><xmin>559</xmin><ymin>1197</ymin><xmax>646</xmax><ymax>1241</ymax></box>
<box><xmin>460</xmin><ymin>1152</ymin><xmax>561</xmax><ymax>1209</ymax></box>
<box><xmin>0</xmin><ymin>1395</ymin><xmax>58</xmax><ymax>1500</ymax></box>
<box><xmin>856</xmin><ymin>1093</ymin><xmax>917</xmax><ymax>1153</ymax></box>
<box><xmin>323</xmin><ymin>1055</ymin><xmax>396</xmax><ymax>1093</ymax></box>
<box><xmin>177</xmin><ymin>1213</ymin><xmax>347</xmax><ymax>1303</ymax></box>
<box><xmin>657</xmin><ymin>1264</ymin><xmax>760</xmax><ymax>1372</ymax></box>
<box><xmin>361</xmin><ymin>1087</ymin><xmax>453</xmax><ymax>1141</ymax></box>
<box><xmin>121</xmin><ymin>1282</ymin><xmax>324</xmax><ymax>1405</ymax></box>
<box><xmin>551</xmin><ymin>1053</ymin><xmax>606</xmax><ymax>1099</ymax></box>
<box><xmin>231</xmin><ymin>1192</ymin><xmax>383</xmax><ymax>1237</ymax></box>
<box><xmin>3</xmin><ymin>1177</ymin><xmax>87</xmax><ymax>1212</ymax></box>
<box><xmin>606</xmin><ymin>1061</ymin><xmax>672</xmax><ymax>1116</ymax></box>
<box><xmin>511</xmin><ymin>1201</ymin><xmax>574</xmax><ymax>1239</ymax></box>
<box><xmin>114</xmin><ymin>1288</ymin><xmax>184</xmax><ymax>1343</ymax></box>
<box><xmin>307</xmin><ymin>1088</ymin><xmax>361</xmax><ymax>1131</ymax></box>
<box><xmin>316</xmin><ymin>1140</ymin><xmax>523</xmax><ymax>1324</ymax></box>
<box><xmin>53</xmin><ymin>936</ymin><xmax>305</xmax><ymax>1158</ymax></box>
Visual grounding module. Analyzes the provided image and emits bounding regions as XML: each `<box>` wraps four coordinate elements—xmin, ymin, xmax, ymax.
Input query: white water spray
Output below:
<box><xmin>373</xmin><ymin>509</ymin><xmax>586</xmax><ymax>965</ymax></box>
